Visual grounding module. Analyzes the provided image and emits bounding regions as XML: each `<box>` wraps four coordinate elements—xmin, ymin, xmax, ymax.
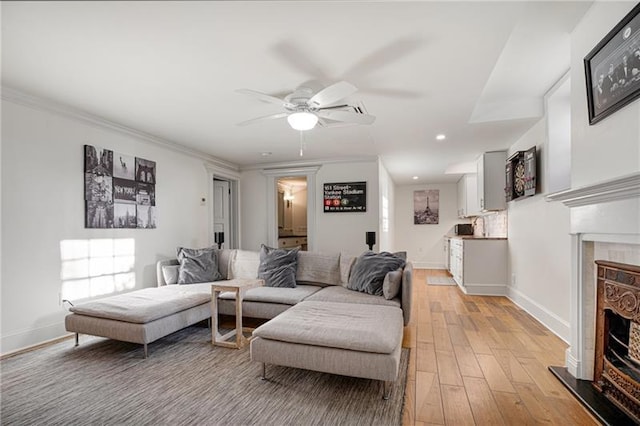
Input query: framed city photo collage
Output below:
<box><xmin>84</xmin><ymin>144</ymin><xmax>157</xmax><ymax>229</ymax></box>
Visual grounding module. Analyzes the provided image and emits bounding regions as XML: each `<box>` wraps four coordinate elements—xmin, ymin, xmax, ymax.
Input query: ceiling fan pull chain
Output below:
<box><xmin>299</xmin><ymin>131</ymin><xmax>305</xmax><ymax>157</ymax></box>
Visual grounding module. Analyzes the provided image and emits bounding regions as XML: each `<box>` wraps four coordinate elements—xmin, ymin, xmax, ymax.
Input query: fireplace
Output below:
<box><xmin>594</xmin><ymin>260</ymin><xmax>640</xmax><ymax>422</ymax></box>
<box><xmin>545</xmin><ymin>172</ymin><xmax>640</xmax><ymax>423</ymax></box>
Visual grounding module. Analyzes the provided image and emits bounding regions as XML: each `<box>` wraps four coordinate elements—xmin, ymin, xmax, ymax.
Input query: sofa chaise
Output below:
<box><xmin>65</xmin><ymin>247</ymin><xmax>413</xmax><ymax>397</ymax></box>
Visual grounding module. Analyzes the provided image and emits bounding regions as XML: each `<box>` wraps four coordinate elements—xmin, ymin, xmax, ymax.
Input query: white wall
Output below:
<box><xmin>506</xmin><ymin>119</ymin><xmax>572</xmax><ymax>342</ymax></box>
<box><xmin>394</xmin><ymin>183</ymin><xmax>458</xmax><ymax>268</ymax></box>
<box><xmin>239</xmin><ymin>169</ymin><xmax>268</xmax><ymax>251</ymax></box>
<box><xmin>571</xmin><ymin>2</ymin><xmax>640</xmax><ymax>188</ymax></box>
<box><xmin>291</xmin><ymin>186</ymin><xmax>307</xmax><ymax>234</ymax></box>
<box><xmin>315</xmin><ymin>161</ymin><xmax>379</xmax><ymax>255</ymax></box>
<box><xmin>378</xmin><ymin>160</ymin><xmax>395</xmax><ymax>252</ymax></box>
<box><xmin>1</xmin><ymin>100</ymin><xmax>221</xmax><ymax>353</ymax></box>
<box><xmin>240</xmin><ymin>159</ymin><xmax>379</xmax><ymax>255</ymax></box>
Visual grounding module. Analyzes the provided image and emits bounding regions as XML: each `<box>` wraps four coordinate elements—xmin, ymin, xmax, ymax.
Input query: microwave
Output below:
<box><xmin>455</xmin><ymin>224</ymin><xmax>474</xmax><ymax>235</ymax></box>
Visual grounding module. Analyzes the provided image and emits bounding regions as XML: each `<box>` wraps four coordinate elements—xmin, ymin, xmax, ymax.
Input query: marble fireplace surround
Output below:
<box><xmin>547</xmin><ymin>172</ymin><xmax>640</xmax><ymax>380</ymax></box>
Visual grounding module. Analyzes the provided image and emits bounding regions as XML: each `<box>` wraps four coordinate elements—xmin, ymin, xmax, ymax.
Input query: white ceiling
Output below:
<box><xmin>1</xmin><ymin>1</ymin><xmax>591</xmax><ymax>184</ymax></box>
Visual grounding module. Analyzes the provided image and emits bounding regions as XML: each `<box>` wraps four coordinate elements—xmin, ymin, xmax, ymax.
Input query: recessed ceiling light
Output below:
<box><xmin>261</xmin><ymin>152</ymin><xmax>272</xmax><ymax>157</ymax></box>
<box><xmin>436</xmin><ymin>134</ymin><xmax>446</xmax><ymax>141</ymax></box>
<box><xmin>412</xmin><ymin>176</ymin><xmax>419</xmax><ymax>180</ymax></box>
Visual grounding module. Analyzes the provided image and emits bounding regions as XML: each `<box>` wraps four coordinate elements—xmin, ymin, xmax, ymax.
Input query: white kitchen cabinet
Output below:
<box><xmin>449</xmin><ymin>238</ymin><xmax>463</xmax><ymax>284</ymax></box>
<box><xmin>477</xmin><ymin>151</ymin><xmax>506</xmax><ymax>211</ymax></box>
<box><xmin>456</xmin><ymin>174</ymin><xmax>479</xmax><ymax>217</ymax></box>
<box><xmin>444</xmin><ymin>237</ymin><xmax>450</xmax><ymax>271</ymax></box>
<box><xmin>278</xmin><ymin>236</ymin><xmax>308</xmax><ymax>250</ymax></box>
<box><xmin>448</xmin><ymin>237</ymin><xmax>507</xmax><ymax>295</ymax></box>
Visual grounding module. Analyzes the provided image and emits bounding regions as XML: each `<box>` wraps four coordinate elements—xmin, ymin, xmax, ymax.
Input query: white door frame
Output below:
<box><xmin>262</xmin><ymin>166</ymin><xmax>320</xmax><ymax>251</ymax></box>
<box><xmin>205</xmin><ymin>163</ymin><xmax>240</xmax><ymax>249</ymax></box>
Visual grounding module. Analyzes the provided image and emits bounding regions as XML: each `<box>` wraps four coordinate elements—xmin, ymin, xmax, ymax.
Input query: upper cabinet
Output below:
<box><xmin>457</xmin><ymin>174</ymin><xmax>479</xmax><ymax>218</ymax></box>
<box><xmin>477</xmin><ymin>151</ymin><xmax>506</xmax><ymax>211</ymax></box>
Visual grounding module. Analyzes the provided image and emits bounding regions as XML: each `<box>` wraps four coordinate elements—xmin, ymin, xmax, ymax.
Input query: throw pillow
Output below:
<box><xmin>383</xmin><ymin>268</ymin><xmax>403</xmax><ymax>300</ymax></box>
<box><xmin>393</xmin><ymin>251</ymin><xmax>407</xmax><ymax>260</ymax></box>
<box><xmin>347</xmin><ymin>251</ymin><xmax>406</xmax><ymax>296</ymax></box>
<box><xmin>162</xmin><ymin>265</ymin><xmax>179</xmax><ymax>285</ymax></box>
<box><xmin>258</xmin><ymin>244</ymin><xmax>299</xmax><ymax>288</ymax></box>
<box><xmin>230</xmin><ymin>249</ymin><xmax>260</xmax><ymax>279</ymax></box>
<box><xmin>340</xmin><ymin>253</ymin><xmax>357</xmax><ymax>287</ymax></box>
<box><xmin>177</xmin><ymin>246</ymin><xmax>223</xmax><ymax>284</ymax></box>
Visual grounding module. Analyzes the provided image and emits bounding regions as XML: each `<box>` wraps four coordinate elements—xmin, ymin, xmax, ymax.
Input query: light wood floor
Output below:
<box><xmin>402</xmin><ymin>269</ymin><xmax>598</xmax><ymax>426</ymax></box>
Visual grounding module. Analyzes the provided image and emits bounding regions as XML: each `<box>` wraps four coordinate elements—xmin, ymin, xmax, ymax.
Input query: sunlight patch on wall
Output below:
<box><xmin>382</xmin><ymin>195</ymin><xmax>389</xmax><ymax>232</ymax></box>
<box><xmin>60</xmin><ymin>238</ymin><xmax>135</xmax><ymax>301</ymax></box>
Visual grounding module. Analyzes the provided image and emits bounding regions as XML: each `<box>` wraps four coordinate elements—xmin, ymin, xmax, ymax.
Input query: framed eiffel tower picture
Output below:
<box><xmin>413</xmin><ymin>189</ymin><xmax>439</xmax><ymax>225</ymax></box>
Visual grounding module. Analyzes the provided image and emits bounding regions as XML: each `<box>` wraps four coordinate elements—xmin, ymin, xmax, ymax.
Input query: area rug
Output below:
<box><xmin>1</xmin><ymin>325</ymin><xmax>409</xmax><ymax>425</ymax></box>
<box><xmin>426</xmin><ymin>276</ymin><xmax>457</xmax><ymax>286</ymax></box>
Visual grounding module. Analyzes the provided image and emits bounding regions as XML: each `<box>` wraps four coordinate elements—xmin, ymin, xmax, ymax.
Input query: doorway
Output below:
<box><xmin>212</xmin><ymin>177</ymin><xmax>237</xmax><ymax>249</ymax></box>
<box><xmin>277</xmin><ymin>177</ymin><xmax>308</xmax><ymax>250</ymax></box>
<box><xmin>263</xmin><ymin>166</ymin><xmax>319</xmax><ymax>251</ymax></box>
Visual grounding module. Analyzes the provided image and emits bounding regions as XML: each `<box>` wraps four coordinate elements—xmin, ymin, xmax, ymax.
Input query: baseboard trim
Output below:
<box><xmin>1</xmin><ymin>333</ymin><xmax>74</xmax><ymax>360</ymax></box>
<box><xmin>507</xmin><ymin>286</ymin><xmax>571</xmax><ymax>343</ymax></box>
<box><xmin>1</xmin><ymin>321</ymin><xmax>70</xmax><ymax>357</ymax></box>
<box><xmin>411</xmin><ymin>262</ymin><xmax>446</xmax><ymax>269</ymax></box>
<box><xmin>460</xmin><ymin>283</ymin><xmax>508</xmax><ymax>296</ymax></box>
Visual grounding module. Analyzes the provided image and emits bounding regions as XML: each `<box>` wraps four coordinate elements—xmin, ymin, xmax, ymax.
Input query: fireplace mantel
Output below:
<box><xmin>546</xmin><ymin>172</ymin><xmax>640</xmax><ymax>381</ymax></box>
<box><xmin>546</xmin><ymin>172</ymin><xmax>640</xmax><ymax>207</ymax></box>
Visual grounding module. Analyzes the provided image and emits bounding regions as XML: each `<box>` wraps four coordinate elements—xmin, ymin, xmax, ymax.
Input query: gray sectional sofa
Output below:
<box><xmin>65</xmin><ymin>248</ymin><xmax>413</xmax><ymax>396</ymax></box>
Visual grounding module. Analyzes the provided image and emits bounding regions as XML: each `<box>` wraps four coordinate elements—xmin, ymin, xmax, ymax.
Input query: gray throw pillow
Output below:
<box><xmin>347</xmin><ymin>251</ymin><xmax>406</xmax><ymax>296</ymax></box>
<box><xmin>177</xmin><ymin>247</ymin><xmax>222</xmax><ymax>284</ymax></box>
<box><xmin>383</xmin><ymin>268</ymin><xmax>403</xmax><ymax>300</ymax></box>
<box><xmin>258</xmin><ymin>244</ymin><xmax>299</xmax><ymax>288</ymax></box>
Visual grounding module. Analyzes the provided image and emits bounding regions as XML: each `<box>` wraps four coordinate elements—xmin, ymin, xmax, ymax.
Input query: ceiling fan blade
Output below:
<box><xmin>308</xmin><ymin>81</ymin><xmax>358</xmax><ymax>108</ymax></box>
<box><xmin>237</xmin><ymin>112</ymin><xmax>289</xmax><ymax>127</ymax></box>
<box><xmin>317</xmin><ymin>110</ymin><xmax>376</xmax><ymax>125</ymax></box>
<box><xmin>236</xmin><ymin>89</ymin><xmax>292</xmax><ymax>107</ymax></box>
<box><xmin>342</xmin><ymin>37</ymin><xmax>423</xmax><ymax>81</ymax></box>
<box><xmin>271</xmin><ymin>41</ymin><xmax>331</xmax><ymax>82</ymax></box>
<box><xmin>358</xmin><ymin>86</ymin><xmax>423</xmax><ymax>99</ymax></box>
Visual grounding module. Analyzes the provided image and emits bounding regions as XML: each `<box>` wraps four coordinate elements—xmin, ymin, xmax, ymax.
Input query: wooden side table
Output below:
<box><xmin>211</xmin><ymin>279</ymin><xmax>264</xmax><ymax>349</ymax></box>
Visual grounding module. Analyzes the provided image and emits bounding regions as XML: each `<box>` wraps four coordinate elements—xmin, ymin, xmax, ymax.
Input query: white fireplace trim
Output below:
<box><xmin>546</xmin><ymin>172</ymin><xmax>640</xmax><ymax>207</ymax></box>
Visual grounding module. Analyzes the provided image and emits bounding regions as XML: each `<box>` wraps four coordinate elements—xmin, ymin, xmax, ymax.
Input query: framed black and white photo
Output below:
<box><xmin>84</xmin><ymin>145</ymin><xmax>113</xmax><ymax>176</ymax></box>
<box><xmin>114</xmin><ymin>203</ymin><xmax>137</xmax><ymax>228</ymax></box>
<box><xmin>137</xmin><ymin>205</ymin><xmax>157</xmax><ymax>229</ymax></box>
<box><xmin>86</xmin><ymin>201</ymin><xmax>114</xmax><ymax>229</ymax></box>
<box><xmin>136</xmin><ymin>183</ymin><xmax>155</xmax><ymax>206</ymax></box>
<box><xmin>114</xmin><ymin>152</ymin><xmax>135</xmax><ymax>180</ymax></box>
<box><xmin>113</xmin><ymin>178</ymin><xmax>137</xmax><ymax>203</ymax></box>
<box><xmin>585</xmin><ymin>3</ymin><xmax>640</xmax><ymax>125</ymax></box>
<box><xmin>85</xmin><ymin>173</ymin><xmax>113</xmax><ymax>203</ymax></box>
<box><xmin>413</xmin><ymin>189</ymin><xmax>439</xmax><ymax>225</ymax></box>
<box><xmin>135</xmin><ymin>158</ymin><xmax>156</xmax><ymax>184</ymax></box>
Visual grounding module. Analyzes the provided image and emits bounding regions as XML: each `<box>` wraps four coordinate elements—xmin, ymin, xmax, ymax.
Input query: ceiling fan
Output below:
<box><xmin>236</xmin><ymin>81</ymin><xmax>376</xmax><ymax>131</ymax></box>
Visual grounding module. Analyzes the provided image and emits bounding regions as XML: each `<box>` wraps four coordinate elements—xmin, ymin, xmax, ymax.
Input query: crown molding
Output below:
<box><xmin>241</xmin><ymin>155</ymin><xmax>379</xmax><ymax>172</ymax></box>
<box><xmin>545</xmin><ymin>172</ymin><xmax>640</xmax><ymax>207</ymax></box>
<box><xmin>1</xmin><ymin>86</ymin><xmax>239</xmax><ymax>173</ymax></box>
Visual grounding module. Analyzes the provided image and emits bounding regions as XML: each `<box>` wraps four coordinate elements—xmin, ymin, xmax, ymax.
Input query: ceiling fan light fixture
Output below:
<box><xmin>287</xmin><ymin>112</ymin><xmax>318</xmax><ymax>131</ymax></box>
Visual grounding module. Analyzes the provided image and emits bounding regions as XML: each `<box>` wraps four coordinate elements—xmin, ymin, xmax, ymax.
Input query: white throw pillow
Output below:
<box><xmin>383</xmin><ymin>268</ymin><xmax>403</xmax><ymax>300</ymax></box>
<box><xmin>230</xmin><ymin>249</ymin><xmax>260</xmax><ymax>279</ymax></box>
<box><xmin>162</xmin><ymin>265</ymin><xmax>179</xmax><ymax>285</ymax></box>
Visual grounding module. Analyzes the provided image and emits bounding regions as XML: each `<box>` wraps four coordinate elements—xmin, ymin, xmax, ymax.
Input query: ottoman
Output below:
<box><xmin>250</xmin><ymin>300</ymin><xmax>404</xmax><ymax>399</ymax></box>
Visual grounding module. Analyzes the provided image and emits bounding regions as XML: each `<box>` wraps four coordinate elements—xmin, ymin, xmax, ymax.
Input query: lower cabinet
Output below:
<box><xmin>278</xmin><ymin>237</ymin><xmax>308</xmax><ymax>250</ymax></box>
<box><xmin>448</xmin><ymin>238</ymin><xmax>507</xmax><ymax>295</ymax></box>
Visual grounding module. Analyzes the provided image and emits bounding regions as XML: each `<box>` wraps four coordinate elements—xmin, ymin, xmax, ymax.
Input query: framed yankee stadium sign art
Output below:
<box><xmin>323</xmin><ymin>182</ymin><xmax>367</xmax><ymax>212</ymax></box>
